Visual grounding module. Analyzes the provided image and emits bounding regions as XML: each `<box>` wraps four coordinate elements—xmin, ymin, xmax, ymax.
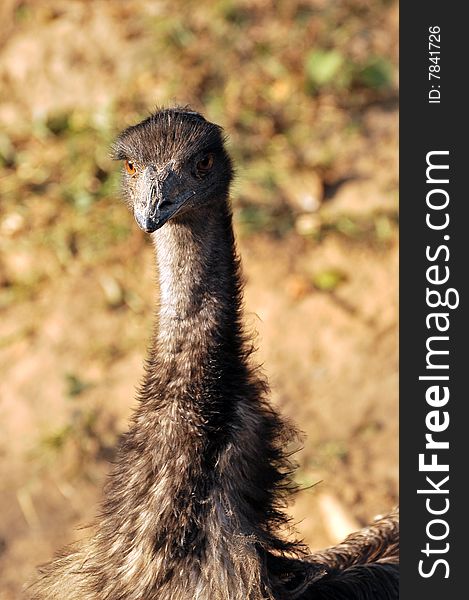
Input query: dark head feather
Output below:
<box><xmin>112</xmin><ymin>107</ymin><xmax>226</xmax><ymax>167</ymax></box>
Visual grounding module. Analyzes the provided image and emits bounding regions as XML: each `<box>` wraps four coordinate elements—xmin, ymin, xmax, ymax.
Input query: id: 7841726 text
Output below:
<box><xmin>428</xmin><ymin>25</ymin><xmax>441</xmax><ymax>104</ymax></box>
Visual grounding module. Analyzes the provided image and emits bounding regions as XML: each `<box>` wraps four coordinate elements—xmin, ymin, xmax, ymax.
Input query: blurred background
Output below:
<box><xmin>0</xmin><ymin>0</ymin><xmax>398</xmax><ymax>596</ymax></box>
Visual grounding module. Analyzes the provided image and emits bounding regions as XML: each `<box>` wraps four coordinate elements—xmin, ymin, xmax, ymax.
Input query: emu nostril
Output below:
<box><xmin>156</xmin><ymin>197</ymin><xmax>173</xmax><ymax>210</ymax></box>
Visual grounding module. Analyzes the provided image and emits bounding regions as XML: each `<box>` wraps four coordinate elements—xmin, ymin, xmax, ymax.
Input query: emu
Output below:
<box><xmin>26</xmin><ymin>108</ymin><xmax>399</xmax><ymax>599</ymax></box>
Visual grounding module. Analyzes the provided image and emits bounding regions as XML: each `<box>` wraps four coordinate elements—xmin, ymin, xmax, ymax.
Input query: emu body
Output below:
<box><xmin>27</xmin><ymin>109</ymin><xmax>398</xmax><ymax>600</ymax></box>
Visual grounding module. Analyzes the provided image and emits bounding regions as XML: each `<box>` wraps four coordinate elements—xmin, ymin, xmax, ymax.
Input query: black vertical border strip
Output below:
<box><xmin>400</xmin><ymin>3</ymin><xmax>466</xmax><ymax>598</ymax></box>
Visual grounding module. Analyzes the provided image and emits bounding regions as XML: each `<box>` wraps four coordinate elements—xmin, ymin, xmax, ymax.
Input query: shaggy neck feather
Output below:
<box><xmin>30</xmin><ymin>199</ymin><xmax>297</xmax><ymax>600</ymax></box>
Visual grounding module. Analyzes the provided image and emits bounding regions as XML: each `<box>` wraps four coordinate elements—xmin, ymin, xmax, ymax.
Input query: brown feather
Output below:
<box><xmin>25</xmin><ymin>108</ymin><xmax>398</xmax><ymax>600</ymax></box>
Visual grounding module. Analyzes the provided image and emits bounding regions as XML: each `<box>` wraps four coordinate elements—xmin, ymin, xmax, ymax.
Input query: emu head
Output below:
<box><xmin>113</xmin><ymin>108</ymin><xmax>233</xmax><ymax>232</ymax></box>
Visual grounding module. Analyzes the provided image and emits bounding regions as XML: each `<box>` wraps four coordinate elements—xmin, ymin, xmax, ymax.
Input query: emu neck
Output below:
<box><xmin>147</xmin><ymin>201</ymin><xmax>246</xmax><ymax>422</ymax></box>
<box><xmin>157</xmin><ymin>208</ymin><xmax>235</xmax><ymax>336</ymax></box>
<box><xmin>83</xmin><ymin>200</ymin><xmax>295</xmax><ymax>599</ymax></box>
<box><xmin>155</xmin><ymin>206</ymin><xmax>235</xmax><ymax>326</ymax></box>
<box><xmin>29</xmin><ymin>199</ymin><xmax>298</xmax><ymax>600</ymax></box>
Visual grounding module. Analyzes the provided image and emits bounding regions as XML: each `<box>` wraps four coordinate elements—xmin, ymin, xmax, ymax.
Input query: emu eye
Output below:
<box><xmin>124</xmin><ymin>160</ymin><xmax>136</xmax><ymax>175</ymax></box>
<box><xmin>196</xmin><ymin>153</ymin><xmax>214</xmax><ymax>177</ymax></box>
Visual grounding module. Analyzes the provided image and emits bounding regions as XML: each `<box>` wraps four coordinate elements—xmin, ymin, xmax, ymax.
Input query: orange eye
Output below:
<box><xmin>125</xmin><ymin>160</ymin><xmax>136</xmax><ymax>175</ymax></box>
<box><xmin>196</xmin><ymin>153</ymin><xmax>214</xmax><ymax>176</ymax></box>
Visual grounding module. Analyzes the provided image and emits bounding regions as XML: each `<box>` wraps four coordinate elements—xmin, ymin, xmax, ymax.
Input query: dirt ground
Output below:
<box><xmin>0</xmin><ymin>1</ymin><xmax>398</xmax><ymax>597</ymax></box>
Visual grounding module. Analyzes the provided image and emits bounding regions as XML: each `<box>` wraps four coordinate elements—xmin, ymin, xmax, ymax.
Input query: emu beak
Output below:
<box><xmin>134</xmin><ymin>169</ymin><xmax>195</xmax><ymax>233</ymax></box>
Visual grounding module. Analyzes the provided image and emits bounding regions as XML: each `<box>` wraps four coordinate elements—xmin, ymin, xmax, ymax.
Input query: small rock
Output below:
<box><xmin>99</xmin><ymin>275</ymin><xmax>124</xmax><ymax>308</ymax></box>
<box><xmin>318</xmin><ymin>492</ymin><xmax>360</xmax><ymax>544</ymax></box>
<box><xmin>1</xmin><ymin>213</ymin><xmax>25</xmax><ymax>236</ymax></box>
<box><xmin>295</xmin><ymin>213</ymin><xmax>321</xmax><ymax>237</ymax></box>
<box><xmin>283</xmin><ymin>170</ymin><xmax>323</xmax><ymax>213</ymax></box>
